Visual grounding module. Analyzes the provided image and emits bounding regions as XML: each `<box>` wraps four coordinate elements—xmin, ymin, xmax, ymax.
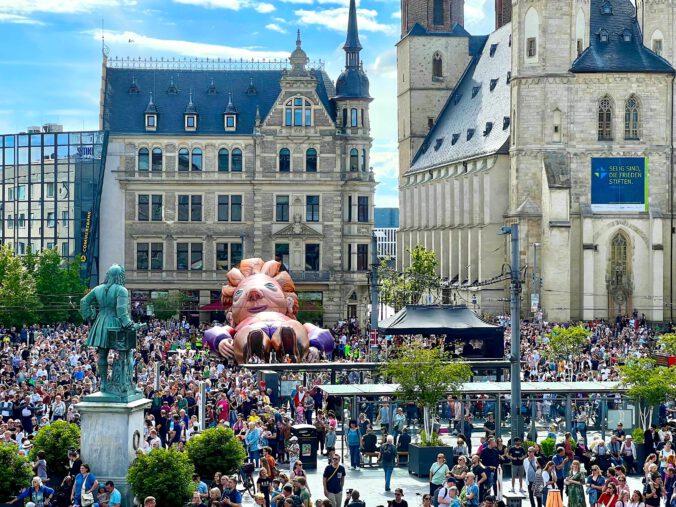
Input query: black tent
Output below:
<box><xmin>378</xmin><ymin>305</ymin><xmax>504</xmax><ymax>358</ymax></box>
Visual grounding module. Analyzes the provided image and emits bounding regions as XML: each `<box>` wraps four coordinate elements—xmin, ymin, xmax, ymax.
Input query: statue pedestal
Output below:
<box><xmin>76</xmin><ymin>397</ymin><xmax>151</xmax><ymax>507</ymax></box>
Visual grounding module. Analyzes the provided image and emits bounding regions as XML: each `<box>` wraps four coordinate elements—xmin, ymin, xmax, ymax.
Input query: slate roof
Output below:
<box><xmin>102</xmin><ymin>67</ymin><xmax>336</xmax><ymax>135</ymax></box>
<box><xmin>401</xmin><ymin>23</ymin><xmax>488</xmax><ymax>58</ymax></box>
<box><xmin>571</xmin><ymin>0</ymin><xmax>674</xmax><ymax>74</ymax></box>
<box><xmin>408</xmin><ymin>23</ymin><xmax>511</xmax><ymax>174</ymax></box>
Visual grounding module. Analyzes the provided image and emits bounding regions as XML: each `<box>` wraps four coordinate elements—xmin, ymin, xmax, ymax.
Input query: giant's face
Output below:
<box><xmin>230</xmin><ymin>273</ymin><xmax>290</xmax><ymax>325</ymax></box>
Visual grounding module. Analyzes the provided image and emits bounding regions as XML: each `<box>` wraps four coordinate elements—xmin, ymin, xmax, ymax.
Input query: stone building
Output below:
<box><xmin>99</xmin><ymin>0</ymin><xmax>375</xmax><ymax>325</ymax></box>
<box><xmin>398</xmin><ymin>0</ymin><xmax>676</xmax><ymax>322</ymax></box>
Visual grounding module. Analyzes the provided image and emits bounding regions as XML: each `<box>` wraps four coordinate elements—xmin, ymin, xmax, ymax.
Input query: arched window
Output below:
<box><xmin>349</xmin><ymin>148</ymin><xmax>359</xmax><ymax>172</ymax></box>
<box><xmin>138</xmin><ymin>148</ymin><xmax>149</xmax><ymax>171</ymax></box>
<box><xmin>575</xmin><ymin>8</ymin><xmax>586</xmax><ymax>56</ymax></box>
<box><xmin>342</xmin><ymin>109</ymin><xmax>348</xmax><ymax>128</ymax></box>
<box><xmin>433</xmin><ymin>52</ymin><xmax>443</xmax><ymax>79</ymax></box>
<box><xmin>218</xmin><ymin>148</ymin><xmax>229</xmax><ymax>172</ymax></box>
<box><xmin>306</xmin><ymin>148</ymin><xmax>317</xmax><ymax>172</ymax></box>
<box><xmin>598</xmin><ymin>96</ymin><xmax>613</xmax><ymax>140</ymax></box>
<box><xmin>651</xmin><ymin>29</ymin><xmax>664</xmax><ymax>56</ymax></box>
<box><xmin>151</xmin><ymin>148</ymin><xmax>163</xmax><ymax>172</ymax></box>
<box><xmin>178</xmin><ymin>148</ymin><xmax>189</xmax><ymax>172</ymax></box>
<box><xmin>191</xmin><ymin>148</ymin><xmax>202</xmax><ymax>171</ymax></box>
<box><xmin>231</xmin><ymin>148</ymin><xmax>242</xmax><ymax>172</ymax></box>
<box><xmin>284</xmin><ymin>97</ymin><xmax>312</xmax><ymax>126</ymax></box>
<box><xmin>624</xmin><ymin>95</ymin><xmax>640</xmax><ymax>140</ymax></box>
<box><xmin>525</xmin><ymin>7</ymin><xmax>540</xmax><ymax>60</ymax></box>
<box><xmin>351</xmin><ymin>108</ymin><xmax>358</xmax><ymax>127</ymax></box>
<box><xmin>279</xmin><ymin>148</ymin><xmax>291</xmax><ymax>172</ymax></box>
<box><xmin>361</xmin><ymin>149</ymin><xmax>367</xmax><ymax>172</ymax></box>
<box><xmin>433</xmin><ymin>0</ymin><xmax>444</xmax><ymax>25</ymax></box>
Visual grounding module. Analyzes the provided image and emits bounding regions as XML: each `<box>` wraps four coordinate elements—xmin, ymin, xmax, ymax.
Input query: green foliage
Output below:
<box><xmin>127</xmin><ymin>448</ymin><xmax>194</xmax><ymax>507</ymax></box>
<box><xmin>418</xmin><ymin>431</ymin><xmax>443</xmax><ymax>447</ymax></box>
<box><xmin>657</xmin><ymin>333</ymin><xmax>676</xmax><ymax>356</ymax></box>
<box><xmin>632</xmin><ymin>427</ymin><xmax>645</xmax><ymax>444</ymax></box>
<box><xmin>34</xmin><ymin>249</ymin><xmax>86</xmax><ymax>324</ymax></box>
<box><xmin>379</xmin><ymin>245</ymin><xmax>440</xmax><ymax>310</ymax></box>
<box><xmin>151</xmin><ymin>292</ymin><xmax>187</xmax><ymax>320</ymax></box>
<box><xmin>28</xmin><ymin>420</ymin><xmax>80</xmax><ymax>476</ymax></box>
<box><xmin>539</xmin><ymin>437</ymin><xmax>556</xmax><ymax>457</ymax></box>
<box><xmin>619</xmin><ymin>357</ymin><xmax>676</xmax><ymax>429</ymax></box>
<box><xmin>0</xmin><ymin>444</ymin><xmax>33</xmax><ymax>501</ymax></box>
<box><xmin>545</xmin><ymin>326</ymin><xmax>589</xmax><ymax>363</ymax></box>
<box><xmin>186</xmin><ymin>427</ymin><xmax>247</xmax><ymax>478</ymax></box>
<box><xmin>0</xmin><ymin>249</ymin><xmax>42</xmax><ymax>327</ymax></box>
<box><xmin>381</xmin><ymin>339</ymin><xmax>471</xmax><ymax>444</ymax></box>
<box><xmin>523</xmin><ymin>440</ymin><xmax>536</xmax><ymax>450</ymax></box>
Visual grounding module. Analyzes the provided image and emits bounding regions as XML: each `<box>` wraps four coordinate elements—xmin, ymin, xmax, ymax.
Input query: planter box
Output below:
<box><xmin>634</xmin><ymin>443</ymin><xmax>647</xmax><ymax>475</ymax></box>
<box><xmin>408</xmin><ymin>444</ymin><xmax>455</xmax><ymax>477</ymax></box>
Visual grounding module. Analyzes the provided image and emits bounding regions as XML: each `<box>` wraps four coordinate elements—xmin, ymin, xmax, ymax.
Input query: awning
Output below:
<box><xmin>379</xmin><ymin>304</ymin><xmax>500</xmax><ymax>336</ymax></box>
<box><xmin>199</xmin><ymin>301</ymin><xmax>226</xmax><ymax>311</ymax></box>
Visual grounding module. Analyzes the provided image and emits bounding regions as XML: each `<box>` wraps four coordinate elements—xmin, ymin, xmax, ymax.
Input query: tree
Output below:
<box><xmin>544</xmin><ymin>325</ymin><xmax>589</xmax><ymax>380</ymax></box>
<box><xmin>381</xmin><ymin>339</ymin><xmax>472</xmax><ymax>444</ymax></box>
<box><xmin>0</xmin><ymin>444</ymin><xmax>33</xmax><ymax>501</ymax></box>
<box><xmin>186</xmin><ymin>427</ymin><xmax>247</xmax><ymax>478</ymax></box>
<box><xmin>0</xmin><ymin>252</ymin><xmax>41</xmax><ymax>327</ymax></box>
<box><xmin>34</xmin><ymin>249</ymin><xmax>86</xmax><ymax>324</ymax></box>
<box><xmin>619</xmin><ymin>358</ymin><xmax>676</xmax><ymax>430</ymax></box>
<box><xmin>657</xmin><ymin>333</ymin><xmax>676</xmax><ymax>356</ymax></box>
<box><xmin>28</xmin><ymin>420</ymin><xmax>81</xmax><ymax>477</ymax></box>
<box><xmin>379</xmin><ymin>245</ymin><xmax>441</xmax><ymax>310</ymax></box>
<box><xmin>151</xmin><ymin>291</ymin><xmax>187</xmax><ymax>320</ymax></box>
<box><xmin>127</xmin><ymin>448</ymin><xmax>194</xmax><ymax>507</ymax></box>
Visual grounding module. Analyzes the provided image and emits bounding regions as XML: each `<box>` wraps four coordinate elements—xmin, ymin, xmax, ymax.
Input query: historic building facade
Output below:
<box><xmin>398</xmin><ymin>0</ymin><xmax>676</xmax><ymax>322</ymax></box>
<box><xmin>99</xmin><ymin>0</ymin><xmax>375</xmax><ymax>325</ymax></box>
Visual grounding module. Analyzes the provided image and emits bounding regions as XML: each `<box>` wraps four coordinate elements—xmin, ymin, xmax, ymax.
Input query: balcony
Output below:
<box><xmin>289</xmin><ymin>270</ymin><xmax>331</xmax><ymax>282</ymax></box>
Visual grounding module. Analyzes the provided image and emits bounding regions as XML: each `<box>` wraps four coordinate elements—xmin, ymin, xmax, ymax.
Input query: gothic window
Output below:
<box><xmin>306</xmin><ymin>148</ymin><xmax>317</xmax><ymax>172</ymax></box>
<box><xmin>609</xmin><ymin>232</ymin><xmax>629</xmax><ymax>291</ymax></box>
<box><xmin>598</xmin><ymin>96</ymin><xmax>613</xmax><ymax>141</ymax></box>
<box><xmin>524</xmin><ymin>7</ymin><xmax>539</xmax><ymax>61</ymax></box>
<box><xmin>351</xmin><ymin>108</ymin><xmax>358</xmax><ymax>127</ymax></box>
<box><xmin>433</xmin><ymin>0</ymin><xmax>444</xmax><ymax>25</ymax></box>
<box><xmin>433</xmin><ymin>52</ymin><xmax>443</xmax><ymax>79</ymax></box>
<box><xmin>624</xmin><ymin>95</ymin><xmax>640</xmax><ymax>140</ymax></box>
<box><xmin>279</xmin><ymin>148</ymin><xmax>291</xmax><ymax>172</ymax></box>
<box><xmin>349</xmin><ymin>148</ymin><xmax>359</xmax><ymax>172</ymax></box>
<box><xmin>285</xmin><ymin>97</ymin><xmax>312</xmax><ymax>127</ymax></box>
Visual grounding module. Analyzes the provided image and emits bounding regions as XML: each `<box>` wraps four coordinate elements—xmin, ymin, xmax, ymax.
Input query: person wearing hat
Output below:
<box><xmin>288</xmin><ymin>436</ymin><xmax>300</xmax><ymax>473</ymax></box>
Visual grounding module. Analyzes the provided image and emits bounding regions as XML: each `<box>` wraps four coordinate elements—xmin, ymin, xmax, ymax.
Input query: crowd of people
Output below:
<box><xmin>0</xmin><ymin>313</ymin><xmax>674</xmax><ymax>507</ymax></box>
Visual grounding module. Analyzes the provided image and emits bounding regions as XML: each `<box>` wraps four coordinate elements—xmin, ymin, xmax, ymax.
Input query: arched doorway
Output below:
<box><xmin>605</xmin><ymin>231</ymin><xmax>633</xmax><ymax>318</ymax></box>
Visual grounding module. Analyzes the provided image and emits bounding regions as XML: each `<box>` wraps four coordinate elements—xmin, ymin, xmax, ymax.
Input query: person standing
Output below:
<box><xmin>71</xmin><ymin>464</ymin><xmax>98</xmax><ymax>507</ymax></box>
<box><xmin>565</xmin><ymin>460</ymin><xmax>586</xmax><ymax>507</ymax></box>
<box><xmin>508</xmin><ymin>438</ymin><xmax>526</xmax><ymax>493</ymax></box>
<box><xmin>379</xmin><ymin>434</ymin><xmax>397</xmax><ymax>492</ymax></box>
<box><xmin>430</xmin><ymin>454</ymin><xmax>450</xmax><ymax>496</ymax></box>
<box><xmin>523</xmin><ymin>448</ymin><xmax>540</xmax><ymax>507</ymax></box>
<box><xmin>322</xmin><ymin>455</ymin><xmax>346</xmax><ymax>507</ymax></box>
<box><xmin>346</xmin><ymin>420</ymin><xmax>361</xmax><ymax>470</ymax></box>
<box><xmin>378</xmin><ymin>402</ymin><xmax>391</xmax><ymax>433</ymax></box>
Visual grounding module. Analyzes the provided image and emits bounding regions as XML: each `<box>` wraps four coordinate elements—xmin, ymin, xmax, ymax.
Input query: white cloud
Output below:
<box><xmin>89</xmin><ymin>29</ymin><xmax>290</xmax><ymax>59</ymax></box>
<box><xmin>172</xmin><ymin>0</ymin><xmax>275</xmax><ymax>12</ymax></box>
<box><xmin>390</xmin><ymin>10</ymin><xmax>400</xmax><ymax>19</ymax></box>
<box><xmin>0</xmin><ymin>13</ymin><xmax>44</xmax><ymax>24</ymax></box>
<box><xmin>295</xmin><ymin>7</ymin><xmax>396</xmax><ymax>35</ymax></box>
<box><xmin>0</xmin><ymin>0</ymin><xmax>136</xmax><ymax>14</ymax></box>
<box><xmin>465</xmin><ymin>0</ymin><xmax>487</xmax><ymax>23</ymax></box>
<box><xmin>266</xmin><ymin>23</ymin><xmax>287</xmax><ymax>33</ymax></box>
<box><xmin>371</xmin><ymin>48</ymin><xmax>396</xmax><ymax>78</ymax></box>
<box><xmin>255</xmin><ymin>2</ymin><xmax>275</xmax><ymax>12</ymax></box>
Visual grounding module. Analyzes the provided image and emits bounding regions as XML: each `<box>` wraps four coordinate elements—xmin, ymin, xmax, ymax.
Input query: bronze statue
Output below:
<box><xmin>79</xmin><ymin>264</ymin><xmax>143</xmax><ymax>402</ymax></box>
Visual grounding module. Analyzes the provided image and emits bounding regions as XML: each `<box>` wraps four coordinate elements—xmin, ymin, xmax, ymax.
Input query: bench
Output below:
<box><xmin>361</xmin><ymin>451</ymin><xmax>380</xmax><ymax>467</ymax></box>
<box><xmin>397</xmin><ymin>451</ymin><xmax>409</xmax><ymax>465</ymax></box>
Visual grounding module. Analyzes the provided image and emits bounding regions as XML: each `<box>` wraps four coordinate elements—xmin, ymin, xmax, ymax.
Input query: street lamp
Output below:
<box><xmin>498</xmin><ymin>224</ymin><xmax>522</xmax><ymax>441</ymax></box>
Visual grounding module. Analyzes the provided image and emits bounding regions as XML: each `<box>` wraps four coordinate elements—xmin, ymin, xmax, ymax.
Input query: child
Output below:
<box><xmin>325</xmin><ymin>427</ymin><xmax>337</xmax><ymax>461</ymax></box>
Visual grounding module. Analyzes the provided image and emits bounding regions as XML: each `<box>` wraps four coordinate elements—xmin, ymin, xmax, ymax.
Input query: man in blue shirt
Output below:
<box><xmin>552</xmin><ymin>447</ymin><xmax>568</xmax><ymax>492</ymax></box>
<box><xmin>221</xmin><ymin>476</ymin><xmax>242</xmax><ymax>507</ymax></box>
<box><xmin>105</xmin><ymin>481</ymin><xmax>121</xmax><ymax>507</ymax></box>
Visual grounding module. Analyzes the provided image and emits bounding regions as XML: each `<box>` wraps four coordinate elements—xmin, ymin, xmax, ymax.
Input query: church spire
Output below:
<box><xmin>343</xmin><ymin>0</ymin><xmax>362</xmax><ymax>69</ymax></box>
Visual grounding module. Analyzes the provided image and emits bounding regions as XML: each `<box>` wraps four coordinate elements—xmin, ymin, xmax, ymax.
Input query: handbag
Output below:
<box><xmin>81</xmin><ymin>479</ymin><xmax>95</xmax><ymax>507</ymax></box>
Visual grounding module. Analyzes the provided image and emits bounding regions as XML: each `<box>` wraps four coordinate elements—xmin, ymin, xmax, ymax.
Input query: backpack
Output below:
<box><xmin>432</xmin><ymin>486</ymin><xmax>447</xmax><ymax>507</ymax></box>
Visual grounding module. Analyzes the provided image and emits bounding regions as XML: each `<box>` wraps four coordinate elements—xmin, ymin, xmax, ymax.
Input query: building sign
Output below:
<box><xmin>76</xmin><ymin>146</ymin><xmax>94</xmax><ymax>159</ymax></box>
<box><xmin>80</xmin><ymin>210</ymin><xmax>92</xmax><ymax>263</ymax></box>
<box><xmin>591</xmin><ymin>157</ymin><xmax>648</xmax><ymax>212</ymax></box>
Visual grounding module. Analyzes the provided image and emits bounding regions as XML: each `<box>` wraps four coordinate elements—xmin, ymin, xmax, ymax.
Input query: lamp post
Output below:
<box><xmin>499</xmin><ymin>223</ymin><xmax>522</xmax><ymax>441</ymax></box>
<box><xmin>532</xmin><ymin>242</ymin><xmax>540</xmax><ymax>313</ymax></box>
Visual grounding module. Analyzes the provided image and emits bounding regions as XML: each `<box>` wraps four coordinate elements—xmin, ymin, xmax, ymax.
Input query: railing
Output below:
<box><xmin>107</xmin><ymin>56</ymin><xmax>325</xmax><ymax>72</ymax></box>
<box><xmin>288</xmin><ymin>270</ymin><xmax>331</xmax><ymax>282</ymax></box>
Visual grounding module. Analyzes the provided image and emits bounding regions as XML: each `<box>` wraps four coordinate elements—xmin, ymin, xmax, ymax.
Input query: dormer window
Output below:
<box><xmin>285</xmin><ymin>97</ymin><xmax>312</xmax><ymax>127</ymax></box>
<box><xmin>453</xmin><ymin>93</ymin><xmax>463</xmax><ymax>105</ymax></box>
<box><xmin>507</xmin><ymin>71</ymin><xmax>512</xmax><ymax>84</ymax></box>
<box><xmin>489</xmin><ymin>44</ymin><xmax>498</xmax><ymax>57</ymax></box>
<box><xmin>144</xmin><ymin>92</ymin><xmax>158</xmax><ymax>132</ymax></box>
<box><xmin>623</xmin><ymin>29</ymin><xmax>632</xmax><ymax>42</ymax></box>
<box><xmin>467</xmin><ymin>129</ymin><xmax>475</xmax><ymax>140</ymax></box>
<box><xmin>490</xmin><ymin>78</ymin><xmax>498</xmax><ymax>91</ymax></box>
<box><xmin>483</xmin><ymin>122</ymin><xmax>493</xmax><ymax>136</ymax></box>
<box><xmin>185</xmin><ymin>114</ymin><xmax>197</xmax><ymax>131</ymax></box>
<box><xmin>224</xmin><ymin>115</ymin><xmax>236</xmax><ymax>131</ymax></box>
<box><xmin>223</xmin><ymin>93</ymin><xmax>238</xmax><ymax>132</ymax></box>
<box><xmin>145</xmin><ymin>114</ymin><xmax>157</xmax><ymax>131</ymax></box>
<box><xmin>599</xmin><ymin>29</ymin><xmax>609</xmax><ymax>43</ymax></box>
<box><xmin>472</xmin><ymin>86</ymin><xmax>481</xmax><ymax>98</ymax></box>
<box><xmin>434</xmin><ymin>138</ymin><xmax>444</xmax><ymax>151</ymax></box>
<box><xmin>451</xmin><ymin>134</ymin><xmax>460</xmax><ymax>145</ymax></box>
<box><xmin>503</xmin><ymin>116</ymin><xmax>510</xmax><ymax>130</ymax></box>
<box><xmin>601</xmin><ymin>1</ymin><xmax>612</xmax><ymax>14</ymax></box>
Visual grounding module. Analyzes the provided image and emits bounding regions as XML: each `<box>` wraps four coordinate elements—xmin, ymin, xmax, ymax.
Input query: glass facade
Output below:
<box><xmin>0</xmin><ymin>130</ymin><xmax>108</xmax><ymax>285</ymax></box>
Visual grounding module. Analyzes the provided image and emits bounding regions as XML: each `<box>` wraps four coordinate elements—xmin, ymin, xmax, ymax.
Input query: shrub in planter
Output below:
<box><xmin>632</xmin><ymin>428</ymin><xmax>645</xmax><ymax>444</ymax></box>
<box><xmin>0</xmin><ymin>444</ymin><xmax>33</xmax><ymax>501</ymax></box>
<box><xmin>539</xmin><ymin>437</ymin><xmax>556</xmax><ymax>457</ymax></box>
<box><xmin>28</xmin><ymin>420</ymin><xmax>80</xmax><ymax>477</ymax></box>
<box><xmin>128</xmin><ymin>449</ymin><xmax>194</xmax><ymax>507</ymax></box>
<box><xmin>186</xmin><ymin>427</ymin><xmax>247</xmax><ymax>478</ymax></box>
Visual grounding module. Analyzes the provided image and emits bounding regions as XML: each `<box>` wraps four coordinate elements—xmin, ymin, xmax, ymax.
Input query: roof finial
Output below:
<box><xmin>188</xmin><ymin>89</ymin><xmax>193</xmax><ymax>106</ymax></box>
<box><xmin>255</xmin><ymin>104</ymin><xmax>261</xmax><ymax>127</ymax></box>
<box><xmin>296</xmin><ymin>29</ymin><xmax>302</xmax><ymax>48</ymax></box>
<box><xmin>343</xmin><ymin>0</ymin><xmax>362</xmax><ymax>68</ymax></box>
<box><xmin>227</xmin><ymin>92</ymin><xmax>233</xmax><ymax>108</ymax></box>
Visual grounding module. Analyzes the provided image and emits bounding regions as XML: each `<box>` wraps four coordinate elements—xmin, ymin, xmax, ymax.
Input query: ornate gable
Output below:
<box><xmin>273</xmin><ymin>213</ymin><xmax>323</xmax><ymax>238</ymax></box>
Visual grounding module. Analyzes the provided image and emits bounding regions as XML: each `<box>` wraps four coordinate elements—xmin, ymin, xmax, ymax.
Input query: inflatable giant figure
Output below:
<box><xmin>204</xmin><ymin>258</ymin><xmax>334</xmax><ymax>364</ymax></box>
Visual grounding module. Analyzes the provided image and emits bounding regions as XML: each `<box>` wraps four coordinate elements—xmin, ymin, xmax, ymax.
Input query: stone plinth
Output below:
<box><xmin>76</xmin><ymin>397</ymin><xmax>151</xmax><ymax>507</ymax></box>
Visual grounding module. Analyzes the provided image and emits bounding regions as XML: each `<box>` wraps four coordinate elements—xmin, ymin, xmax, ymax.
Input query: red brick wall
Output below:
<box><xmin>401</xmin><ymin>0</ymin><xmax>465</xmax><ymax>36</ymax></box>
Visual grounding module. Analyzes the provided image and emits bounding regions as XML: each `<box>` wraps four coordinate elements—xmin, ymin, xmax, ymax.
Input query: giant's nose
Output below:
<box><xmin>247</xmin><ymin>288</ymin><xmax>263</xmax><ymax>302</ymax></box>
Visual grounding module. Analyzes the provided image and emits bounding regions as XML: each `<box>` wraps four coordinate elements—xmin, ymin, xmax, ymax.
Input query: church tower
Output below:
<box><xmin>495</xmin><ymin>0</ymin><xmax>512</xmax><ymax>29</ymax></box>
<box><xmin>635</xmin><ymin>0</ymin><xmax>675</xmax><ymax>64</ymax></box>
<box><xmin>396</xmin><ymin>0</ymin><xmax>470</xmax><ymax>177</ymax></box>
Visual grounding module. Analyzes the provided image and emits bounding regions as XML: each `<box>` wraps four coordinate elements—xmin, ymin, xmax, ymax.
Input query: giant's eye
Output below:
<box><xmin>264</xmin><ymin>283</ymin><xmax>277</xmax><ymax>291</ymax></box>
<box><xmin>234</xmin><ymin>290</ymin><xmax>243</xmax><ymax>299</ymax></box>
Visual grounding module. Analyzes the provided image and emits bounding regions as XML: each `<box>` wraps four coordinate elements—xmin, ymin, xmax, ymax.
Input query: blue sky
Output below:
<box><xmin>0</xmin><ymin>0</ymin><xmax>494</xmax><ymax>207</ymax></box>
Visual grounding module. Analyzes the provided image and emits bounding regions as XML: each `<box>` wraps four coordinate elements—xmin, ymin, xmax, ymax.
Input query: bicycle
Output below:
<box><xmin>237</xmin><ymin>462</ymin><xmax>256</xmax><ymax>498</ymax></box>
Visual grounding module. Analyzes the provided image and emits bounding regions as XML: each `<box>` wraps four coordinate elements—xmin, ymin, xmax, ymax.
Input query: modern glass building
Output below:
<box><xmin>0</xmin><ymin>128</ymin><xmax>108</xmax><ymax>285</ymax></box>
